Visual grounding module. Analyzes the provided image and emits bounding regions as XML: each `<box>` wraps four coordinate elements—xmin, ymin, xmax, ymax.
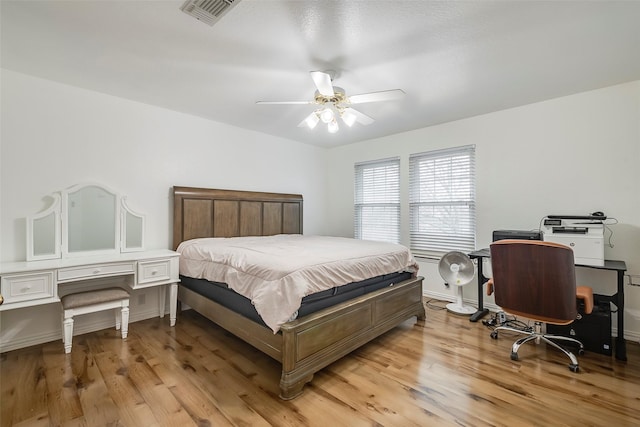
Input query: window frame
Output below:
<box><xmin>354</xmin><ymin>157</ymin><xmax>401</xmax><ymax>244</ymax></box>
<box><xmin>408</xmin><ymin>145</ymin><xmax>476</xmax><ymax>256</ymax></box>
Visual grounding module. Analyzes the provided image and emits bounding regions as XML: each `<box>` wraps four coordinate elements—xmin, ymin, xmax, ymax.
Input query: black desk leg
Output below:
<box><xmin>470</xmin><ymin>308</ymin><xmax>489</xmax><ymax>323</ymax></box>
<box><xmin>469</xmin><ymin>257</ymin><xmax>489</xmax><ymax>322</ymax></box>
<box><xmin>615</xmin><ymin>270</ymin><xmax>627</xmax><ymax>361</ymax></box>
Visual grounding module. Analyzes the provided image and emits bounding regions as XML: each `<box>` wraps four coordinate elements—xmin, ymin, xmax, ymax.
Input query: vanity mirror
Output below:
<box><xmin>26</xmin><ymin>183</ymin><xmax>145</xmax><ymax>261</ymax></box>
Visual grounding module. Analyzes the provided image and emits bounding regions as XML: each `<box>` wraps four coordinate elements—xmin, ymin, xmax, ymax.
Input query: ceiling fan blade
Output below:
<box><xmin>344</xmin><ymin>107</ymin><xmax>374</xmax><ymax>126</ymax></box>
<box><xmin>310</xmin><ymin>71</ymin><xmax>335</xmax><ymax>97</ymax></box>
<box><xmin>256</xmin><ymin>101</ymin><xmax>312</xmax><ymax>105</ymax></box>
<box><xmin>349</xmin><ymin>89</ymin><xmax>405</xmax><ymax>104</ymax></box>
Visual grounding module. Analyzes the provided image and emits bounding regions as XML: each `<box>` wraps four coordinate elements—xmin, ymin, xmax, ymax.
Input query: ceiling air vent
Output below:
<box><xmin>180</xmin><ymin>0</ymin><xmax>241</xmax><ymax>26</ymax></box>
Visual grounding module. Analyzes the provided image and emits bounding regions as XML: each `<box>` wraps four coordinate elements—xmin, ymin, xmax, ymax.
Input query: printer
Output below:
<box><xmin>541</xmin><ymin>215</ymin><xmax>605</xmax><ymax>266</ymax></box>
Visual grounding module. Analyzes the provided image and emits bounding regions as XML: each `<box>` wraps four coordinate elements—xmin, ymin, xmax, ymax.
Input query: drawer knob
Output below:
<box><xmin>21</xmin><ymin>285</ymin><xmax>32</xmax><ymax>292</ymax></box>
<box><xmin>151</xmin><ymin>270</ymin><xmax>158</xmax><ymax>275</ymax></box>
<box><xmin>0</xmin><ymin>294</ymin><xmax>4</xmax><ymax>305</ymax></box>
<box><xmin>93</xmin><ymin>269</ymin><xmax>101</xmax><ymax>274</ymax></box>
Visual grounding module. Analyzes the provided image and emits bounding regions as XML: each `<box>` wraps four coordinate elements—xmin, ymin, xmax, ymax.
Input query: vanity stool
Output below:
<box><xmin>61</xmin><ymin>287</ymin><xmax>130</xmax><ymax>354</ymax></box>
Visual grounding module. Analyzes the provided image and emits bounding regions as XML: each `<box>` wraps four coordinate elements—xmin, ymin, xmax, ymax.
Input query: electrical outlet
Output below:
<box><xmin>138</xmin><ymin>294</ymin><xmax>146</xmax><ymax>305</ymax></box>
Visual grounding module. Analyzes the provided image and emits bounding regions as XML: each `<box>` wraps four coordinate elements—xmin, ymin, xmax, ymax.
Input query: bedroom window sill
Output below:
<box><xmin>413</xmin><ymin>254</ymin><xmax>442</xmax><ymax>262</ymax></box>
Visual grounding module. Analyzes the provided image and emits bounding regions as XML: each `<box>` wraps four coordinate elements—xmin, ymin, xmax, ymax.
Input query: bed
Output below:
<box><xmin>173</xmin><ymin>186</ymin><xmax>425</xmax><ymax>399</ymax></box>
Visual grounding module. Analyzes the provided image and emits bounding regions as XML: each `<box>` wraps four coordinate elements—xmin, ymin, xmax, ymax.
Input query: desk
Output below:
<box><xmin>468</xmin><ymin>248</ymin><xmax>627</xmax><ymax>361</ymax></box>
<box><xmin>0</xmin><ymin>249</ymin><xmax>180</xmax><ymax>326</ymax></box>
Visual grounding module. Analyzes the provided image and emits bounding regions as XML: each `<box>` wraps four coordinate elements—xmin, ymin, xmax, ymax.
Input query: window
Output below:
<box><xmin>354</xmin><ymin>157</ymin><xmax>400</xmax><ymax>243</ymax></box>
<box><xmin>409</xmin><ymin>145</ymin><xmax>476</xmax><ymax>254</ymax></box>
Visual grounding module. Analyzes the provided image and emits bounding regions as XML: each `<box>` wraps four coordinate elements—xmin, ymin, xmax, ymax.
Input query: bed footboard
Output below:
<box><xmin>278</xmin><ymin>276</ymin><xmax>425</xmax><ymax>399</ymax></box>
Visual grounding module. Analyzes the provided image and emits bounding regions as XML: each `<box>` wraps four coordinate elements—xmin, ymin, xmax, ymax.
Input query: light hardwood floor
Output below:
<box><xmin>2</xmin><ymin>300</ymin><xmax>639</xmax><ymax>426</ymax></box>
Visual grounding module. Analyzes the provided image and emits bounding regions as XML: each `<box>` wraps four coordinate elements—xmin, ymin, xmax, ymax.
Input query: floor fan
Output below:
<box><xmin>438</xmin><ymin>251</ymin><xmax>477</xmax><ymax>315</ymax></box>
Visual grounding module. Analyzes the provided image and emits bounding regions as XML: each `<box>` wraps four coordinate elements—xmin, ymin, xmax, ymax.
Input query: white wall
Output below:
<box><xmin>0</xmin><ymin>70</ymin><xmax>328</xmax><ymax>350</ymax></box>
<box><xmin>325</xmin><ymin>80</ymin><xmax>640</xmax><ymax>340</ymax></box>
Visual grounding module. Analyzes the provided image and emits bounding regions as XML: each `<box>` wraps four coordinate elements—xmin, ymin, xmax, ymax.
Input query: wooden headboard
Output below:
<box><xmin>172</xmin><ymin>186</ymin><xmax>303</xmax><ymax>250</ymax></box>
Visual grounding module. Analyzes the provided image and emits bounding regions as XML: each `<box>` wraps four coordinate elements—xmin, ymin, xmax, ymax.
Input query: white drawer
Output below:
<box><xmin>138</xmin><ymin>259</ymin><xmax>172</xmax><ymax>284</ymax></box>
<box><xmin>58</xmin><ymin>262</ymin><xmax>135</xmax><ymax>283</ymax></box>
<box><xmin>1</xmin><ymin>271</ymin><xmax>55</xmax><ymax>304</ymax></box>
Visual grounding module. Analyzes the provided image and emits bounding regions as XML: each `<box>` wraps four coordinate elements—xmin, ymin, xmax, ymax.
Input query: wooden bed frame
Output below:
<box><xmin>173</xmin><ymin>186</ymin><xmax>425</xmax><ymax>399</ymax></box>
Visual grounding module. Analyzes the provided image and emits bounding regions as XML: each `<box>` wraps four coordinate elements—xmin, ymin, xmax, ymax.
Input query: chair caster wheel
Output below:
<box><xmin>510</xmin><ymin>351</ymin><xmax>518</xmax><ymax>361</ymax></box>
<box><xmin>578</xmin><ymin>348</ymin><xmax>585</xmax><ymax>356</ymax></box>
<box><xmin>490</xmin><ymin>331</ymin><xmax>498</xmax><ymax>339</ymax></box>
<box><xmin>569</xmin><ymin>364</ymin><xmax>579</xmax><ymax>373</ymax></box>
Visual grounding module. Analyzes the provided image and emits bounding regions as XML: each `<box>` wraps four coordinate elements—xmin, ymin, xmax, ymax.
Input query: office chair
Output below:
<box><xmin>487</xmin><ymin>239</ymin><xmax>594</xmax><ymax>372</ymax></box>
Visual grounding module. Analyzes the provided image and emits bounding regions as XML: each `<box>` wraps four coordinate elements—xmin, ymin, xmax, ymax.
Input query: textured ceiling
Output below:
<box><xmin>3</xmin><ymin>1</ymin><xmax>640</xmax><ymax>147</ymax></box>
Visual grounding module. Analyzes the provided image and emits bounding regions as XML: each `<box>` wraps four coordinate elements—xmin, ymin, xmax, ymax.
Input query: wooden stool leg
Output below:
<box><xmin>121</xmin><ymin>305</ymin><xmax>129</xmax><ymax>339</ymax></box>
<box><xmin>63</xmin><ymin>313</ymin><xmax>74</xmax><ymax>354</ymax></box>
<box><xmin>115</xmin><ymin>309</ymin><xmax>122</xmax><ymax>330</ymax></box>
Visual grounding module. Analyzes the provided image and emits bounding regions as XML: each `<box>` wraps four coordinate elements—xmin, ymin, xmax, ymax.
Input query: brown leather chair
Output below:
<box><xmin>487</xmin><ymin>239</ymin><xmax>594</xmax><ymax>372</ymax></box>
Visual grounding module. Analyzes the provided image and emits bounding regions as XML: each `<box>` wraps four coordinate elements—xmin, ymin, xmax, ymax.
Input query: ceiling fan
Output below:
<box><xmin>256</xmin><ymin>71</ymin><xmax>405</xmax><ymax>133</ymax></box>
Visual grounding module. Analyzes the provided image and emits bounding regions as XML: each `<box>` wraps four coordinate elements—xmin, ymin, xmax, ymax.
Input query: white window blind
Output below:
<box><xmin>354</xmin><ymin>157</ymin><xmax>400</xmax><ymax>243</ymax></box>
<box><xmin>409</xmin><ymin>145</ymin><xmax>476</xmax><ymax>255</ymax></box>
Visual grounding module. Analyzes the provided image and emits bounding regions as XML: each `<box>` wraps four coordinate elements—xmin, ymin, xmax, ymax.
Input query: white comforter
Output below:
<box><xmin>177</xmin><ymin>235</ymin><xmax>418</xmax><ymax>333</ymax></box>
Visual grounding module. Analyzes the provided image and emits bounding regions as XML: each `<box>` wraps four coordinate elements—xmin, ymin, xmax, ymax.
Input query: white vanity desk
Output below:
<box><xmin>0</xmin><ymin>250</ymin><xmax>180</xmax><ymax>325</ymax></box>
<box><xmin>0</xmin><ymin>183</ymin><xmax>179</xmax><ymax>332</ymax></box>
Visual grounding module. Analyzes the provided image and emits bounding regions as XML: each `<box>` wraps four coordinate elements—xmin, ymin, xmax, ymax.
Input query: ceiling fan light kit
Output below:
<box><xmin>341</xmin><ymin>108</ymin><xmax>358</xmax><ymax>127</ymax></box>
<box><xmin>319</xmin><ymin>108</ymin><xmax>335</xmax><ymax>124</ymax></box>
<box><xmin>257</xmin><ymin>71</ymin><xmax>405</xmax><ymax>134</ymax></box>
<box><xmin>327</xmin><ymin>119</ymin><xmax>339</xmax><ymax>134</ymax></box>
<box><xmin>302</xmin><ymin>113</ymin><xmax>320</xmax><ymax>129</ymax></box>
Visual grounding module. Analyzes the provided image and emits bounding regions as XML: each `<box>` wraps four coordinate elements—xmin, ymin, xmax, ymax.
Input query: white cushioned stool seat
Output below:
<box><xmin>61</xmin><ymin>287</ymin><xmax>130</xmax><ymax>354</ymax></box>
